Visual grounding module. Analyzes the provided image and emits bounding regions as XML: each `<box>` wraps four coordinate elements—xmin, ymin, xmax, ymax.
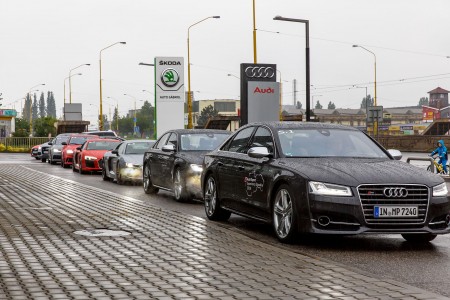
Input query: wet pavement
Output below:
<box><xmin>0</xmin><ymin>155</ymin><xmax>449</xmax><ymax>299</ymax></box>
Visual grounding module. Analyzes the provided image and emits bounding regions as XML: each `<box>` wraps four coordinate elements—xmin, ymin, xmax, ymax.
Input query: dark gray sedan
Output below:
<box><xmin>202</xmin><ymin>122</ymin><xmax>450</xmax><ymax>243</ymax></box>
<box><xmin>102</xmin><ymin>140</ymin><xmax>155</xmax><ymax>184</ymax></box>
<box><xmin>143</xmin><ymin>129</ymin><xmax>230</xmax><ymax>201</ymax></box>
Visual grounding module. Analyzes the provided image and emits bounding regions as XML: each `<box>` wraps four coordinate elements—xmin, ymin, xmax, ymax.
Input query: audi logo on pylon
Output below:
<box><xmin>383</xmin><ymin>187</ymin><xmax>408</xmax><ymax>198</ymax></box>
<box><xmin>244</xmin><ymin>67</ymin><xmax>275</xmax><ymax>78</ymax></box>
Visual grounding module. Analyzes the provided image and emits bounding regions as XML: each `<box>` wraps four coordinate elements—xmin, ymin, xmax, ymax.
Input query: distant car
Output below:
<box><xmin>72</xmin><ymin>139</ymin><xmax>121</xmax><ymax>174</ymax></box>
<box><xmin>102</xmin><ymin>140</ymin><xmax>155</xmax><ymax>184</ymax></box>
<box><xmin>201</xmin><ymin>122</ymin><xmax>450</xmax><ymax>243</ymax></box>
<box><xmin>143</xmin><ymin>129</ymin><xmax>230</xmax><ymax>201</ymax></box>
<box><xmin>83</xmin><ymin>130</ymin><xmax>118</xmax><ymax>138</ymax></box>
<box><xmin>37</xmin><ymin>142</ymin><xmax>52</xmax><ymax>162</ymax></box>
<box><xmin>48</xmin><ymin>134</ymin><xmax>72</xmax><ymax>165</ymax></box>
<box><xmin>31</xmin><ymin>145</ymin><xmax>39</xmax><ymax>159</ymax></box>
<box><xmin>60</xmin><ymin>134</ymin><xmax>99</xmax><ymax>168</ymax></box>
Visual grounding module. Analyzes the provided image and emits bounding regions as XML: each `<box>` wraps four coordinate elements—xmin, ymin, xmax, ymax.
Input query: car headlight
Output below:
<box><xmin>66</xmin><ymin>149</ymin><xmax>73</xmax><ymax>154</ymax></box>
<box><xmin>85</xmin><ymin>156</ymin><xmax>97</xmax><ymax>161</ymax></box>
<box><xmin>433</xmin><ymin>183</ymin><xmax>448</xmax><ymax>197</ymax></box>
<box><xmin>309</xmin><ymin>181</ymin><xmax>352</xmax><ymax>196</ymax></box>
<box><xmin>126</xmin><ymin>162</ymin><xmax>139</xmax><ymax>168</ymax></box>
<box><xmin>190</xmin><ymin>164</ymin><xmax>203</xmax><ymax>173</ymax></box>
<box><xmin>38</xmin><ymin>146</ymin><xmax>42</xmax><ymax>150</ymax></box>
<box><xmin>53</xmin><ymin>149</ymin><xmax>61</xmax><ymax>153</ymax></box>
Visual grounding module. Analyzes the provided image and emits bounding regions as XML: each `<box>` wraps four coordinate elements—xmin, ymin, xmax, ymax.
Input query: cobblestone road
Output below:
<box><xmin>0</xmin><ymin>164</ymin><xmax>447</xmax><ymax>299</ymax></box>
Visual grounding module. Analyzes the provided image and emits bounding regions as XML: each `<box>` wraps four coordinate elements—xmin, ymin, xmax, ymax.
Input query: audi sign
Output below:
<box><xmin>244</xmin><ymin>66</ymin><xmax>276</xmax><ymax>79</ymax></box>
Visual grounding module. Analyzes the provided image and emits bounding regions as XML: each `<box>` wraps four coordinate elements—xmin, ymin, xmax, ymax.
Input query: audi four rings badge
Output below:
<box><xmin>244</xmin><ymin>67</ymin><xmax>275</xmax><ymax>78</ymax></box>
<box><xmin>383</xmin><ymin>187</ymin><xmax>408</xmax><ymax>198</ymax></box>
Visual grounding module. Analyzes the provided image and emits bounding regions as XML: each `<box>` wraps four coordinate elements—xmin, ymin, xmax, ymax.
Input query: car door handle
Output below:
<box><xmin>218</xmin><ymin>162</ymin><xmax>224</xmax><ymax>167</ymax></box>
<box><xmin>237</xmin><ymin>165</ymin><xmax>245</xmax><ymax>171</ymax></box>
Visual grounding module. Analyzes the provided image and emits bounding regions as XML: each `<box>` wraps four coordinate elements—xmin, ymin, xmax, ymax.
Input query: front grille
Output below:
<box><xmin>53</xmin><ymin>155</ymin><xmax>61</xmax><ymax>159</ymax></box>
<box><xmin>85</xmin><ymin>160</ymin><xmax>96</xmax><ymax>168</ymax></box>
<box><xmin>358</xmin><ymin>184</ymin><xmax>429</xmax><ymax>226</ymax></box>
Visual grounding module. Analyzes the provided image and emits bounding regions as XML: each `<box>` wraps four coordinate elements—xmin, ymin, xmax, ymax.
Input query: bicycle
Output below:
<box><xmin>427</xmin><ymin>155</ymin><xmax>450</xmax><ymax>175</ymax></box>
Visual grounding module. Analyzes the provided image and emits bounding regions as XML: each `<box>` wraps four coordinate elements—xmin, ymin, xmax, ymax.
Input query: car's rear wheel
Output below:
<box><xmin>61</xmin><ymin>156</ymin><xmax>66</xmax><ymax>168</ymax></box>
<box><xmin>35</xmin><ymin>157</ymin><xmax>39</xmax><ymax>160</ymax></box>
<box><xmin>72</xmin><ymin>163</ymin><xmax>77</xmax><ymax>172</ymax></box>
<box><xmin>41</xmin><ymin>157</ymin><xmax>46</xmax><ymax>162</ymax></box>
<box><xmin>143</xmin><ymin>164</ymin><xmax>159</xmax><ymax>194</ymax></box>
<box><xmin>116</xmin><ymin>163</ymin><xmax>124</xmax><ymax>185</ymax></box>
<box><xmin>272</xmin><ymin>185</ymin><xmax>298</xmax><ymax>243</ymax></box>
<box><xmin>79</xmin><ymin>162</ymin><xmax>84</xmax><ymax>174</ymax></box>
<box><xmin>102</xmin><ymin>167</ymin><xmax>109</xmax><ymax>181</ymax></box>
<box><xmin>401</xmin><ymin>233</ymin><xmax>437</xmax><ymax>243</ymax></box>
<box><xmin>204</xmin><ymin>175</ymin><xmax>231</xmax><ymax>221</ymax></box>
<box><xmin>173</xmin><ymin>168</ymin><xmax>188</xmax><ymax>202</ymax></box>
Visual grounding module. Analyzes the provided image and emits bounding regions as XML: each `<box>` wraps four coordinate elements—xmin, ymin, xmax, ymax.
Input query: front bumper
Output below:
<box><xmin>119</xmin><ymin>166</ymin><xmax>143</xmax><ymax>182</ymax></box>
<box><xmin>185</xmin><ymin>172</ymin><xmax>203</xmax><ymax>199</ymax></box>
<box><xmin>302</xmin><ymin>193</ymin><xmax>450</xmax><ymax>235</ymax></box>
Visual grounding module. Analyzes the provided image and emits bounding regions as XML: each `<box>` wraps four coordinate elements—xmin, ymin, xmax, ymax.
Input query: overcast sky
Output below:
<box><xmin>1</xmin><ymin>0</ymin><xmax>450</xmax><ymax>124</ymax></box>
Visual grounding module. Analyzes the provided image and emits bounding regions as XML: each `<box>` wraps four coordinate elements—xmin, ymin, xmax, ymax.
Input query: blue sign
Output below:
<box><xmin>134</xmin><ymin>126</ymin><xmax>140</xmax><ymax>133</ymax></box>
<box><xmin>0</xmin><ymin>109</ymin><xmax>17</xmax><ymax>117</ymax></box>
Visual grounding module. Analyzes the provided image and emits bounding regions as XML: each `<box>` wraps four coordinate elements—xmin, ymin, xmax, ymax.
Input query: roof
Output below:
<box><xmin>428</xmin><ymin>87</ymin><xmax>450</xmax><ymax>94</ymax></box>
<box><xmin>122</xmin><ymin>139</ymin><xmax>156</xmax><ymax>144</ymax></box>
<box><xmin>242</xmin><ymin>121</ymin><xmax>358</xmax><ymax>131</ymax></box>
<box><xmin>165</xmin><ymin>129</ymin><xmax>231</xmax><ymax>134</ymax></box>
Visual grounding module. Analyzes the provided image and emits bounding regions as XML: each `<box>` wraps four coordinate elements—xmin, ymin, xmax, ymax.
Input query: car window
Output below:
<box><xmin>86</xmin><ymin>141</ymin><xmax>120</xmax><ymax>150</ymax></box>
<box><xmin>250</xmin><ymin>127</ymin><xmax>274</xmax><ymax>154</ymax></box>
<box><xmin>227</xmin><ymin>127</ymin><xmax>255</xmax><ymax>153</ymax></box>
<box><xmin>69</xmin><ymin>137</ymin><xmax>90</xmax><ymax>145</ymax></box>
<box><xmin>154</xmin><ymin>133</ymin><xmax>170</xmax><ymax>150</ymax></box>
<box><xmin>125</xmin><ymin>142</ymin><xmax>153</xmax><ymax>154</ymax></box>
<box><xmin>167</xmin><ymin>133</ymin><xmax>178</xmax><ymax>150</ymax></box>
<box><xmin>180</xmin><ymin>133</ymin><xmax>229</xmax><ymax>151</ymax></box>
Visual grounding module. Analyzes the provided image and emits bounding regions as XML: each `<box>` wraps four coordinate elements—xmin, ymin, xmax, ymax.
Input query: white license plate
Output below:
<box><xmin>374</xmin><ymin>206</ymin><xmax>418</xmax><ymax>218</ymax></box>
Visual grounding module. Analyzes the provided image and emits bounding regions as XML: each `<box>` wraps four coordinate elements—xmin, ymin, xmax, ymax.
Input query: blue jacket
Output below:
<box><xmin>431</xmin><ymin>139</ymin><xmax>448</xmax><ymax>160</ymax></box>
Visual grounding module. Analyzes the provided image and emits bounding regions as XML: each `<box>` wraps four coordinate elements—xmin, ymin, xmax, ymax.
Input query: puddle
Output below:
<box><xmin>73</xmin><ymin>229</ymin><xmax>131</xmax><ymax>237</ymax></box>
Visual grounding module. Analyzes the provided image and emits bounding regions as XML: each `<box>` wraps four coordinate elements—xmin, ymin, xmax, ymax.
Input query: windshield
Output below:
<box><xmin>278</xmin><ymin>129</ymin><xmax>388</xmax><ymax>158</ymax></box>
<box><xmin>54</xmin><ymin>137</ymin><xmax>69</xmax><ymax>145</ymax></box>
<box><xmin>86</xmin><ymin>141</ymin><xmax>120</xmax><ymax>150</ymax></box>
<box><xmin>69</xmin><ymin>137</ymin><xmax>90</xmax><ymax>145</ymax></box>
<box><xmin>180</xmin><ymin>133</ymin><xmax>229</xmax><ymax>151</ymax></box>
<box><xmin>125</xmin><ymin>142</ymin><xmax>154</xmax><ymax>154</ymax></box>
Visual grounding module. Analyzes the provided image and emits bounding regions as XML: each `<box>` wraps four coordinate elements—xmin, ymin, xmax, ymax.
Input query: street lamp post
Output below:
<box><xmin>252</xmin><ymin>0</ymin><xmax>257</xmax><ymax>63</ymax></box>
<box><xmin>69</xmin><ymin>64</ymin><xmax>90</xmax><ymax>104</ymax></box>
<box><xmin>107</xmin><ymin>96</ymin><xmax>119</xmax><ymax>132</ymax></box>
<box><xmin>64</xmin><ymin>73</ymin><xmax>82</xmax><ymax>120</ymax></box>
<box><xmin>139</xmin><ymin>63</ymin><xmax>156</xmax><ymax>139</ymax></box>
<box><xmin>187</xmin><ymin>16</ymin><xmax>220</xmax><ymax>129</ymax></box>
<box><xmin>353</xmin><ymin>45</ymin><xmax>377</xmax><ymax>137</ymax></box>
<box><xmin>28</xmin><ymin>83</ymin><xmax>45</xmax><ymax>136</ymax></box>
<box><xmin>124</xmin><ymin>94</ymin><xmax>137</xmax><ymax>136</ymax></box>
<box><xmin>99</xmin><ymin>42</ymin><xmax>126</xmax><ymax>131</ymax></box>
<box><xmin>274</xmin><ymin>16</ymin><xmax>311</xmax><ymax>121</ymax></box>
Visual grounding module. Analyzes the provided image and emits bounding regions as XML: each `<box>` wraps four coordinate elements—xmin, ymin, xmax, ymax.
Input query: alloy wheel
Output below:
<box><xmin>174</xmin><ymin>169</ymin><xmax>182</xmax><ymax>199</ymax></box>
<box><xmin>273</xmin><ymin>189</ymin><xmax>293</xmax><ymax>239</ymax></box>
<box><xmin>205</xmin><ymin>177</ymin><xmax>217</xmax><ymax>217</ymax></box>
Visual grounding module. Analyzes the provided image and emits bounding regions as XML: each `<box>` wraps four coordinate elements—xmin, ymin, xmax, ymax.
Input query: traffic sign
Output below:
<box><xmin>368</xmin><ymin>106</ymin><xmax>383</xmax><ymax>122</ymax></box>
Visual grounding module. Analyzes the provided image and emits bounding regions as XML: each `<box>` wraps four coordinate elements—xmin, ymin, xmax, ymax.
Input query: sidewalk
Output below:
<box><xmin>0</xmin><ymin>164</ymin><xmax>447</xmax><ymax>300</ymax></box>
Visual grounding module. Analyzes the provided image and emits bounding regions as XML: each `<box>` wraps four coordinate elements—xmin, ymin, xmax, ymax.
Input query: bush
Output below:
<box><xmin>0</xmin><ymin>144</ymin><xmax>5</xmax><ymax>152</ymax></box>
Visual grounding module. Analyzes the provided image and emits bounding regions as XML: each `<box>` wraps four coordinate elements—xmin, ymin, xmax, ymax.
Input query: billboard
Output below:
<box><xmin>247</xmin><ymin>82</ymin><xmax>280</xmax><ymax>123</ymax></box>
<box><xmin>155</xmin><ymin>57</ymin><xmax>185</xmax><ymax>138</ymax></box>
<box><xmin>240</xmin><ymin>63</ymin><xmax>277</xmax><ymax>125</ymax></box>
<box><xmin>64</xmin><ymin>103</ymin><xmax>82</xmax><ymax>121</ymax></box>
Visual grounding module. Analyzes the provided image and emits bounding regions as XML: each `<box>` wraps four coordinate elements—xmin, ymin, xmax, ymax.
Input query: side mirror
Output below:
<box><xmin>61</xmin><ymin>142</ymin><xmax>67</xmax><ymax>146</ymax></box>
<box><xmin>162</xmin><ymin>144</ymin><xmax>176</xmax><ymax>152</ymax></box>
<box><xmin>248</xmin><ymin>147</ymin><xmax>271</xmax><ymax>159</ymax></box>
<box><xmin>387</xmin><ymin>149</ymin><xmax>402</xmax><ymax>160</ymax></box>
<box><xmin>76</xmin><ymin>147</ymin><xmax>82</xmax><ymax>151</ymax></box>
<box><xmin>48</xmin><ymin>142</ymin><xmax>53</xmax><ymax>145</ymax></box>
<box><xmin>111</xmin><ymin>149</ymin><xmax>118</xmax><ymax>155</ymax></box>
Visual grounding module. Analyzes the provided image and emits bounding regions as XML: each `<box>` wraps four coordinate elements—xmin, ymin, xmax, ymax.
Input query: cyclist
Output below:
<box><xmin>429</xmin><ymin>139</ymin><xmax>448</xmax><ymax>174</ymax></box>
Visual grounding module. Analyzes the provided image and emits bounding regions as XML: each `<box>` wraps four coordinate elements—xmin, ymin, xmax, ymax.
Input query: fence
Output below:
<box><xmin>0</xmin><ymin>137</ymin><xmax>50</xmax><ymax>149</ymax></box>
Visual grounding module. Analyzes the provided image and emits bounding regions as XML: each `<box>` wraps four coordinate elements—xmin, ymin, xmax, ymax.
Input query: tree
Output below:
<box><xmin>34</xmin><ymin>116</ymin><xmax>57</xmax><ymax>137</ymax></box>
<box><xmin>12</xmin><ymin>118</ymin><xmax>30</xmax><ymax>137</ymax></box>
<box><xmin>315</xmin><ymin>101</ymin><xmax>323</xmax><ymax>109</ymax></box>
<box><xmin>112</xmin><ymin>107</ymin><xmax>119</xmax><ymax>132</ymax></box>
<box><xmin>418</xmin><ymin>97</ymin><xmax>429</xmax><ymax>107</ymax></box>
<box><xmin>327</xmin><ymin>101</ymin><xmax>336</xmax><ymax>109</ymax></box>
<box><xmin>46</xmin><ymin>91</ymin><xmax>56</xmax><ymax>118</ymax></box>
<box><xmin>32</xmin><ymin>93</ymin><xmax>38</xmax><ymax>121</ymax></box>
<box><xmin>197</xmin><ymin>105</ymin><xmax>219</xmax><ymax>127</ymax></box>
<box><xmin>136</xmin><ymin>101</ymin><xmax>154</xmax><ymax>138</ymax></box>
<box><xmin>296</xmin><ymin>101</ymin><xmax>302</xmax><ymax>109</ymax></box>
<box><xmin>118</xmin><ymin>116</ymin><xmax>134</xmax><ymax>137</ymax></box>
<box><xmin>22</xmin><ymin>93</ymin><xmax>31</xmax><ymax>122</ymax></box>
<box><xmin>39</xmin><ymin>92</ymin><xmax>46</xmax><ymax>118</ymax></box>
<box><xmin>360</xmin><ymin>94</ymin><xmax>374</xmax><ymax>109</ymax></box>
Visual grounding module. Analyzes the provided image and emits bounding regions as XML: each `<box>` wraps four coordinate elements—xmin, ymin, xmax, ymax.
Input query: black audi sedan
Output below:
<box><xmin>143</xmin><ymin>129</ymin><xmax>230</xmax><ymax>201</ymax></box>
<box><xmin>201</xmin><ymin>122</ymin><xmax>450</xmax><ymax>243</ymax></box>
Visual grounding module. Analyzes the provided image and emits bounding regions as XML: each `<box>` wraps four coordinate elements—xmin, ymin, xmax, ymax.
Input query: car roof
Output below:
<box><xmin>69</xmin><ymin>134</ymin><xmax>99</xmax><ymax>138</ymax></box>
<box><xmin>165</xmin><ymin>129</ymin><xmax>231</xmax><ymax>135</ymax></box>
<box><xmin>242</xmin><ymin>121</ymin><xmax>359</xmax><ymax>131</ymax></box>
<box><xmin>86</xmin><ymin>138</ymin><xmax>121</xmax><ymax>143</ymax></box>
<box><xmin>122</xmin><ymin>139</ymin><xmax>156</xmax><ymax>144</ymax></box>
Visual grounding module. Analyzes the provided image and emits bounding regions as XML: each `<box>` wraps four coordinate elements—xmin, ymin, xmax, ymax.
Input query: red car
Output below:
<box><xmin>60</xmin><ymin>134</ymin><xmax>99</xmax><ymax>168</ymax></box>
<box><xmin>72</xmin><ymin>139</ymin><xmax>121</xmax><ymax>174</ymax></box>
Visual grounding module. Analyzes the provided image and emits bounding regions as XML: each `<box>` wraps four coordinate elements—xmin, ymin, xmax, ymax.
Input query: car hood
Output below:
<box><xmin>64</xmin><ymin>145</ymin><xmax>80</xmax><ymax>151</ymax></box>
<box><xmin>122</xmin><ymin>154</ymin><xmax>145</xmax><ymax>165</ymax></box>
<box><xmin>279</xmin><ymin>158</ymin><xmax>443</xmax><ymax>188</ymax></box>
<box><xmin>180</xmin><ymin>151</ymin><xmax>209</xmax><ymax>165</ymax></box>
<box><xmin>82</xmin><ymin>150</ymin><xmax>110</xmax><ymax>158</ymax></box>
<box><xmin>51</xmin><ymin>145</ymin><xmax>64</xmax><ymax>150</ymax></box>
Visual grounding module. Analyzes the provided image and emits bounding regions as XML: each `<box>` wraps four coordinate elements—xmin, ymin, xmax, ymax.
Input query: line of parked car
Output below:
<box><xmin>31</xmin><ymin>122</ymin><xmax>450</xmax><ymax>244</ymax></box>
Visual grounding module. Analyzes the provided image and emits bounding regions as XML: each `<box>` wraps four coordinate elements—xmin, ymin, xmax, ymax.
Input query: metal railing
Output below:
<box><xmin>406</xmin><ymin>157</ymin><xmax>434</xmax><ymax>173</ymax></box>
<box><xmin>0</xmin><ymin>137</ymin><xmax>51</xmax><ymax>149</ymax></box>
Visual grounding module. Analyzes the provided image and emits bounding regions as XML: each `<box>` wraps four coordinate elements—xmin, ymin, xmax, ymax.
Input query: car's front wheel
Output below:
<box><xmin>78</xmin><ymin>162</ymin><xmax>84</xmax><ymax>174</ymax></box>
<box><xmin>116</xmin><ymin>163</ymin><xmax>124</xmax><ymax>185</ymax></box>
<box><xmin>272</xmin><ymin>185</ymin><xmax>298</xmax><ymax>243</ymax></box>
<box><xmin>102</xmin><ymin>167</ymin><xmax>109</xmax><ymax>181</ymax></box>
<box><xmin>143</xmin><ymin>164</ymin><xmax>159</xmax><ymax>194</ymax></box>
<box><xmin>41</xmin><ymin>157</ymin><xmax>46</xmax><ymax>162</ymax></box>
<box><xmin>204</xmin><ymin>175</ymin><xmax>231</xmax><ymax>221</ymax></box>
<box><xmin>173</xmin><ymin>168</ymin><xmax>188</xmax><ymax>202</ymax></box>
<box><xmin>401</xmin><ymin>233</ymin><xmax>437</xmax><ymax>243</ymax></box>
